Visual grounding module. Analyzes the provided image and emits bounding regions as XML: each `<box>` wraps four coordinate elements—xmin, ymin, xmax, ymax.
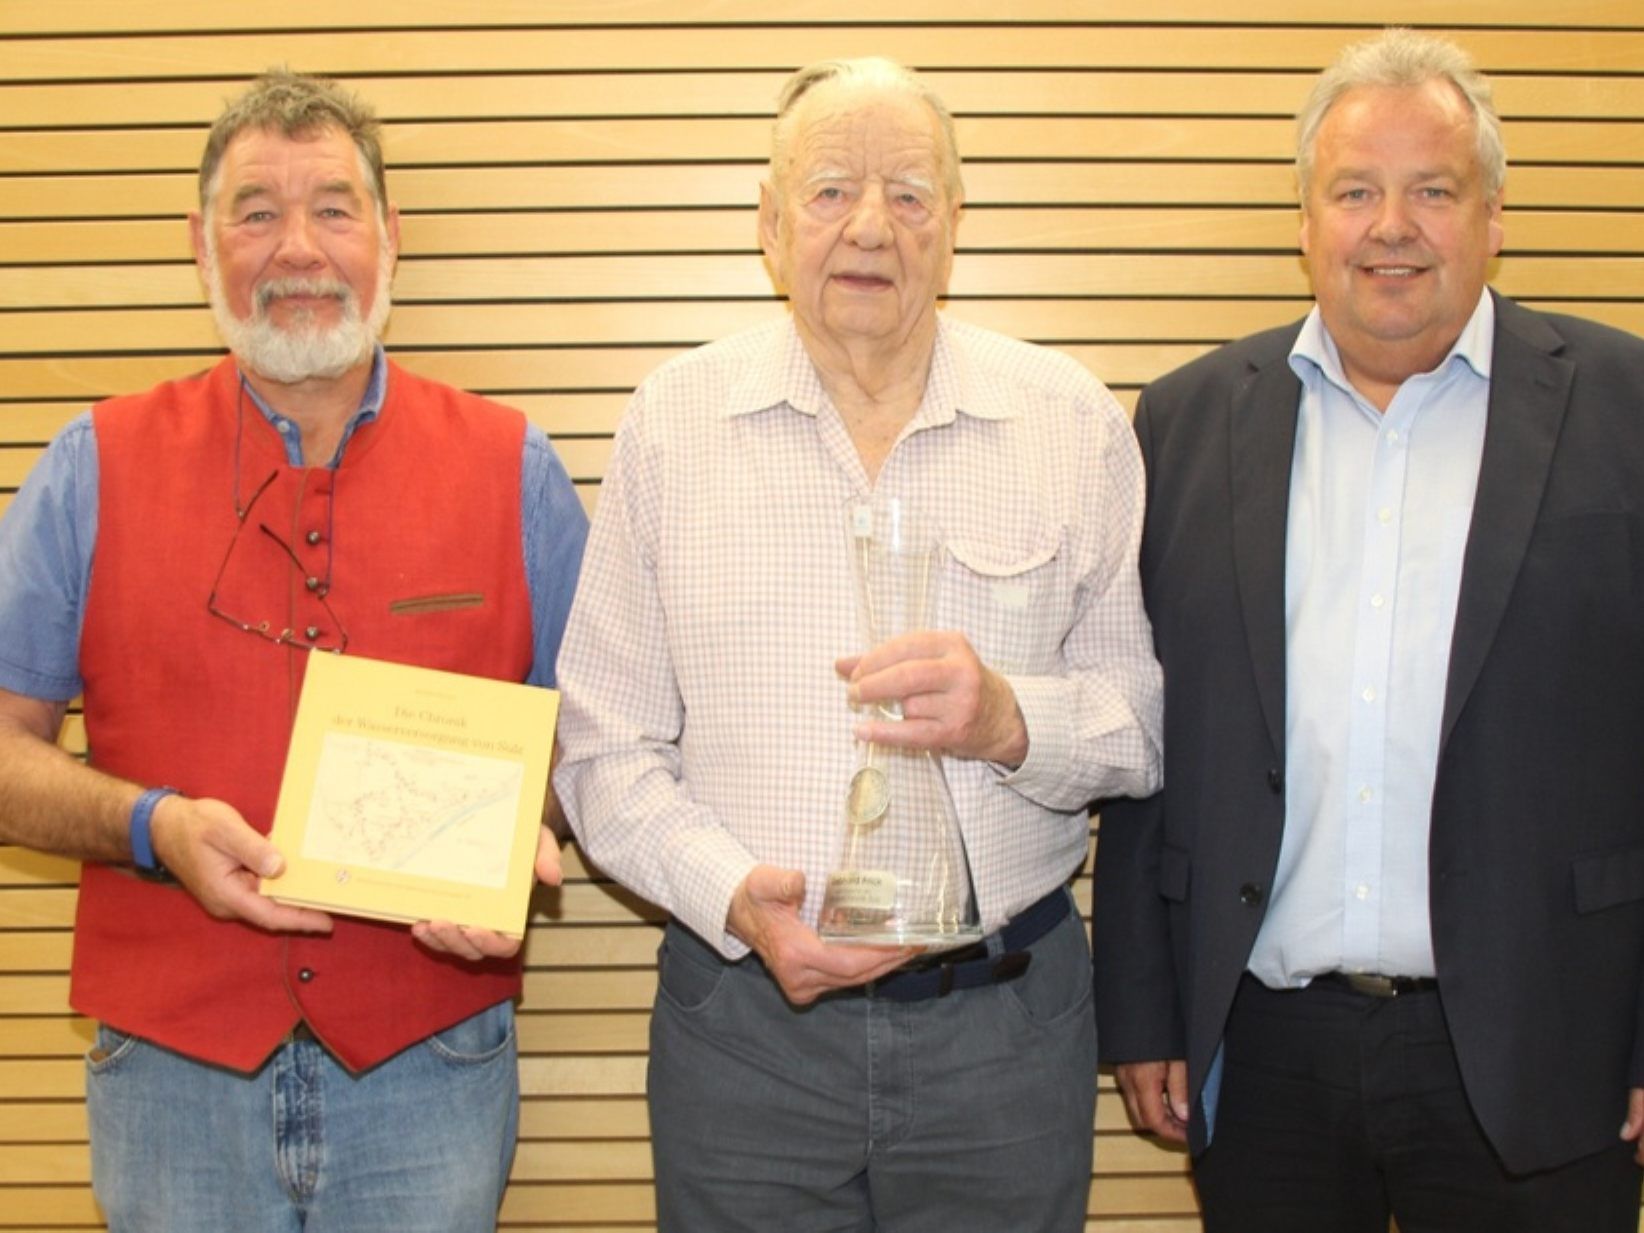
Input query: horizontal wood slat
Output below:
<box><xmin>0</xmin><ymin>345</ymin><xmax>1205</xmax><ymax>401</ymax></box>
<box><xmin>4</xmin><ymin>72</ymin><xmax>1641</xmax><ymax>129</ymax></box>
<box><xmin>2</xmin><ymin>0</ymin><xmax>1640</xmax><ymax>34</ymax></box>
<box><xmin>4</xmin><ymin>28</ymin><xmax>1643</xmax><ymax>82</ymax></box>
<box><xmin>5</xmin><ymin>116</ymin><xmax>1641</xmax><ymax>176</ymax></box>
<box><xmin>8</xmin><ymin>208</ymin><xmax>1644</xmax><ymax>267</ymax></box>
<box><xmin>8</xmin><ymin>164</ymin><xmax>1644</xmax><ymax>220</ymax></box>
<box><xmin>8</xmin><ymin>253</ymin><xmax>1642</xmax><ymax>312</ymax></box>
<box><xmin>8</xmin><ymin>297</ymin><xmax>1644</xmax><ymax>362</ymax></box>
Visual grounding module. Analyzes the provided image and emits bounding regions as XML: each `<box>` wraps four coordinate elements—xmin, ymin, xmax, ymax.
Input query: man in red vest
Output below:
<box><xmin>0</xmin><ymin>72</ymin><xmax>587</xmax><ymax>1231</ymax></box>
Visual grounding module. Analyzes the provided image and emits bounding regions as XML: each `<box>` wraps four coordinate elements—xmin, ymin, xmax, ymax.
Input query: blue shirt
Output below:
<box><xmin>1248</xmin><ymin>291</ymin><xmax>1494</xmax><ymax>986</ymax></box>
<box><xmin>0</xmin><ymin>348</ymin><xmax>587</xmax><ymax>701</ymax></box>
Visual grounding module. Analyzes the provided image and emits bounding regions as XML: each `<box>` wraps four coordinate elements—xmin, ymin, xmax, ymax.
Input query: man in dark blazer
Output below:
<box><xmin>1092</xmin><ymin>28</ymin><xmax>1644</xmax><ymax>1233</ymax></box>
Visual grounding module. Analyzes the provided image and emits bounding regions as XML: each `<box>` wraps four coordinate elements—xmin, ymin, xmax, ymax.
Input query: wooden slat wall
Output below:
<box><xmin>1</xmin><ymin>4</ymin><xmax>1640</xmax><ymax>1229</ymax></box>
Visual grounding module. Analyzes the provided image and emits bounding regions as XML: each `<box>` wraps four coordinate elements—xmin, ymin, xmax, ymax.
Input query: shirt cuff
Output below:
<box><xmin>667</xmin><ymin>827</ymin><xmax>761</xmax><ymax>962</ymax></box>
<box><xmin>994</xmin><ymin>673</ymin><xmax>1077</xmax><ymax>800</ymax></box>
<box><xmin>0</xmin><ymin>656</ymin><xmax>80</xmax><ymax>704</ymax></box>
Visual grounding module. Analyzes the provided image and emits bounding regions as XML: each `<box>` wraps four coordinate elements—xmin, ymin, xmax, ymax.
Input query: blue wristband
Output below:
<box><xmin>130</xmin><ymin>786</ymin><xmax>179</xmax><ymax>875</ymax></box>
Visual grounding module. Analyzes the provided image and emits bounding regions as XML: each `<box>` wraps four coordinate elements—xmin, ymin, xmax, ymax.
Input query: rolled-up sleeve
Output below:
<box><xmin>0</xmin><ymin>413</ymin><xmax>99</xmax><ymax>701</ymax></box>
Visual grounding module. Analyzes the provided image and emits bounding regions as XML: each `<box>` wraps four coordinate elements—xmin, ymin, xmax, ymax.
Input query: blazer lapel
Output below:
<box><xmin>1230</xmin><ymin>347</ymin><xmax>1301</xmax><ymax>758</ymax></box>
<box><xmin>1440</xmin><ymin>296</ymin><xmax>1575</xmax><ymax>746</ymax></box>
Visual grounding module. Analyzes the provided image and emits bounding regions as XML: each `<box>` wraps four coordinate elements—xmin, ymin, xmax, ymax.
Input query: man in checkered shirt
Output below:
<box><xmin>556</xmin><ymin>56</ymin><xmax>1162</xmax><ymax>1232</ymax></box>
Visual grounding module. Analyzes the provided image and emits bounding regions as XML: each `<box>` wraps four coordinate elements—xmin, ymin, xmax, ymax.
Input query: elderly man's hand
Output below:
<box><xmin>149</xmin><ymin>794</ymin><xmax>333</xmax><ymax>935</ymax></box>
<box><xmin>727</xmin><ymin>864</ymin><xmax>917</xmax><ymax>1005</ymax></box>
<box><xmin>837</xmin><ymin>631</ymin><xmax>1028</xmax><ymax>767</ymax></box>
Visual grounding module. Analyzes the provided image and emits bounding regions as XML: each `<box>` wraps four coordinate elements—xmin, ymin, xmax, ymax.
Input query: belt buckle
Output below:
<box><xmin>1338</xmin><ymin>972</ymin><xmax>1434</xmax><ymax>998</ymax></box>
<box><xmin>1342</xmin><ymin>972</ymin><xmax>1401</xmax><ymax>998</ymax></box>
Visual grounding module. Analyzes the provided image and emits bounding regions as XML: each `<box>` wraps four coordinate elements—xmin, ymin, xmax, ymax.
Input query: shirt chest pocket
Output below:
<box><xmin>940</xmin><ymin>531</ymin><xmax>1071</xmax><ymax>675</ymax></box>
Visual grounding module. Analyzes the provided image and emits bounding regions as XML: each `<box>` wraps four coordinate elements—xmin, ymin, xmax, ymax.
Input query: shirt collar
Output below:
<box><xmin>1289</xmin><ymin>289</ymin><xmax>1495</xmax><ymax>393</ymax></box>
<box><xmin>722</xmin><ymin>317</ymin><xmax>1017</xmax><ymax>425</ymax></box>
<box><xmin>238</xmin><ymin>344</ymin><xmax>389</xmax><ymax>467</ymax></box>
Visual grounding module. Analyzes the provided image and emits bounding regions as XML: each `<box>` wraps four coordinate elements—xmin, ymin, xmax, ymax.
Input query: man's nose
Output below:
<box><xmin>1369</xmin><ymin>194</ymin><xmax>1417</xmax><ymax>245</ymax></box>
<box><xmin>844</xmin><ymin>185</ymin><xmax>891</xmax><ymax>248</ymax></box>
<box><xmin>273</xmin><ymin>212</ymin><xmax>325</xmax><ymax>266</ymax></box>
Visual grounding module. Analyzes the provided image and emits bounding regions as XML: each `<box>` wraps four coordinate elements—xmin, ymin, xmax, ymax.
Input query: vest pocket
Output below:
<box><xmin>389</xmin><ymin>592</ymin><xmax>486</xmax><ymax>615</ymax></box>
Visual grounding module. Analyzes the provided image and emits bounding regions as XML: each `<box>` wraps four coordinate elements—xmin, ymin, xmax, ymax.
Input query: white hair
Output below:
<box><xmin>771</xmin><ymin>56</ymin><xmax>964</xmax><ymax>200</ymax></box>
<box><xmin>1297</xmin><ymin>28</ymin><xmax>1505</xmax><ymax>198</ymax></box>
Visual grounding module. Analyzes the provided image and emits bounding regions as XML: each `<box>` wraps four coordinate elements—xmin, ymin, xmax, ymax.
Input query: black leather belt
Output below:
<box><xmin>1315</xmin><ymin>971</ymin><xmax>1439</xmax><ymax>999</ymax></box>
<box><xmin>845</xmin><ymin>886</ymin><xmax>1071</xmax><ymax>1003</ymax></box>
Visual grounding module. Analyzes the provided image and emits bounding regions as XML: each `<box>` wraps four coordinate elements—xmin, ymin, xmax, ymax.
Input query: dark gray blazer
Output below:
<box><xmin>1093</xmin><ymin>291</ymin><xmax>1644</xmax><ymax>1173</ymax></box>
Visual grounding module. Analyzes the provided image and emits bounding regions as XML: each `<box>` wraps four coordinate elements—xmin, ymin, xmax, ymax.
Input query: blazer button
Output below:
<box><xmin>1266</xmin><ymin>767</ymin><xmax>1284</xmax><ymax>793</ymax></box>
<box><xmin>297</xmin><ymin>967</ymin><xmax>315</xmax><ymax>983</ymax></box>
<box><xmin>1239</xmin><ymin>883</ymin><xmax>1265</xmax><ymax>906</ymax></box>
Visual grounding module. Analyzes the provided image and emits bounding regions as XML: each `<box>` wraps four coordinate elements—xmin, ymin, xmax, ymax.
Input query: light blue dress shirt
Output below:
<box><xmin>1247</xmin><ymin>291</ymin><xmax>1494</xmax><ymax>987</ymax></box>
<box><xmin>0</xmin><ymin>348</ymin><xmax>587</xmax><ymax>700</ymax></box>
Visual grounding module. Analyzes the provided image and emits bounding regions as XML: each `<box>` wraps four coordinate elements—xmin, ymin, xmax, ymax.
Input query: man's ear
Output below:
<box><xmin>384</xmin><ymin>201</ymin><xmax>402</xmax><ymax>269</ymax></box>
<box><xmin>188</xmin><ymin>211</ymin><xmax>209</xmax><ymax>278</ymax></box>
<box><xmin>757</xmin><ymin>181</ymin><xmax>785</xmax><ymax>291</ymax></box>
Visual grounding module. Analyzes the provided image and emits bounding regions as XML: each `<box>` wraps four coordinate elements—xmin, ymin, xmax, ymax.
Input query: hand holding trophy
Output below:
<box><xmin>820</xmin><ymin>497</ymin><xmax>983</xmax><ymax>948</ymax></box>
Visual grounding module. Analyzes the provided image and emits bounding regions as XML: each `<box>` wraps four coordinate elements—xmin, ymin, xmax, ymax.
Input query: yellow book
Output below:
<box><xmin>261</xmin><ymin>652</ymin><xmax>558</xmax><ymax>937</ymax></box>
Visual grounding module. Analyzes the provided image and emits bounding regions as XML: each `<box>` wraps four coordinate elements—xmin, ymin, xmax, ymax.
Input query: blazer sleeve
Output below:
<box><xmin>1091</xmin><ymin>391</ymin><xmax>1187</xmax><ymax>1063</ymax></box>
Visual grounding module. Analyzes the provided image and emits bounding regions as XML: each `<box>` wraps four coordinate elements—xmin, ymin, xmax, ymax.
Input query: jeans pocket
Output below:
<box><xmin>655</xmin><ymin>931</ymin><xmax>727</xmax><ymax>1014</ymax></box>
<box><xmin>1000</xmin><ymin>909</ymin><xmax>1093</xmax><ymax>1029</ymax></box>
<box><xmin>86</xmin><ymin>1022</ymin><xmax>140</xmax><ymax>1075</ymax></box>
<box><xmin>424</xmin><ymin>1000</ymin><xmax>516</xmax><ymax>1066</ymax></box>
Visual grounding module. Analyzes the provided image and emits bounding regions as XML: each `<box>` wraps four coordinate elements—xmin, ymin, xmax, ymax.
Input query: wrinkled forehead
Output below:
<box><xmin>205</xmin><ymin>124</ymin><xmax>383</xmax><ymax>217</ymax></box>
<box><xmin>782</xmin><ymin>83</ymin><xmax>952</xmax><ymax>192</ymax></box>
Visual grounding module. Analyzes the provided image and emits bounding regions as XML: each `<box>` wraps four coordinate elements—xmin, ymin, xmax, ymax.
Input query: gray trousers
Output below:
<box><xmin>647</xmin><ymin>893</ymin><xmax>1097</xmax><ymax>1233</ymax></box>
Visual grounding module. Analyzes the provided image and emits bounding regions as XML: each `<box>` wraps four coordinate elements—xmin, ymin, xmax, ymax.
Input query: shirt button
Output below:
<box><xmin>1239</xmin><ymin>883</ymin><xmax>1265</xmax><ymax>906</ymax></box>
<box><xmin>1355</xmin><ymin>883</ymin><xmax>1371</xmax><ymax>901</ymax></box>
<box><xmin>297</xmin><ymin>968</ymin><xmax>315</xmax><ymax>983</ymax></box>
<box><xmin>1386</xmin><ymin>430</ymin><xmax>1401</xmax><ymax>444</ymax></box>
<box><xmin>1362</xmin><ymin>686</ymin><xmax>1377</xmax><ymax>703</ymax></box>
<box><xmin>306</xmin><ymin>530</ymin><xmax>323</xmax><ymax>545</ymax></box>
<box><xmin>1378</xmin><ymin>507</ymin><xmax>1393</xmax><ymax>524</ymax></box>
<box><xmin>1370</xmin><ymin>593</ymin><xmax>1385</xmax><ymax>608</ymax></box>
<box><xmin>1359</xmin><ymin>786</ymin><xmax>1374</xmax><ymax>803</ymax></box>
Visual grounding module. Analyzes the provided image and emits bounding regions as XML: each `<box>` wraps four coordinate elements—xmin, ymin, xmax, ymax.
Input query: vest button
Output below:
<box><xmin>1239</xmin><ymin>883</ymin><xmax>1264</xmax><ymax>906</ymax></box>
<box><xmin>297</xmin><ymin>967</ymin><xmax>315</xmax><ymax>983</ymax></box>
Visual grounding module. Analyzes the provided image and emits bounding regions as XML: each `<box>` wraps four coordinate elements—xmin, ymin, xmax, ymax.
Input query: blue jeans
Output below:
<box><xmin>86</xmin><ymin>1000</ymin><xmax>519</xmax><ymax>1233</ymax></box>
<box><xmin>648</xmin><ymin>892</ymin><xmax>1098</xmax><ymax>1232</ymax></box>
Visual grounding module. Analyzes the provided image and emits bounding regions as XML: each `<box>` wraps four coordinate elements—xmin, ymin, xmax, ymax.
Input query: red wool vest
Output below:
<box><xmin>72</xmin><ymin>357</ymin><xmax>536</xmax><ymax>1072</ymax></box>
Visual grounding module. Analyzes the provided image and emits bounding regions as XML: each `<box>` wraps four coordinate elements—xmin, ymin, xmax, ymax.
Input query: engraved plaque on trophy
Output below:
<box><xmin>819</xmin><ymin>497</ymin><xmax>983</xmax><ymax>948</ymax></box>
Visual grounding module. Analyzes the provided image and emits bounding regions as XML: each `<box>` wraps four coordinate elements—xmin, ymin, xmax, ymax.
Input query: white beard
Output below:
<box><xmin>204</xmin><ymin>233</ymin><xmax>393</xmax><ymax>384</ymax></box>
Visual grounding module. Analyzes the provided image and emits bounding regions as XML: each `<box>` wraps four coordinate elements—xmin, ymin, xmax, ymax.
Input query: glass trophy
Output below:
<box><xmin>819</xmin><ymin>498</ymin><xmax>983</xmax><ymax>948</ymax></box>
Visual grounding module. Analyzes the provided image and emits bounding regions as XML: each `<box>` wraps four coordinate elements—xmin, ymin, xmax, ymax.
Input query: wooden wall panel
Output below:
<box><xmin>0</xmin><ymin>4</ymin><xmax>1639</xmax><ymax>1230</ymax></box>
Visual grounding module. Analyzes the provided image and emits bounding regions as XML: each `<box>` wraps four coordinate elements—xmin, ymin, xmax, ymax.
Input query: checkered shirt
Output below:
<box><xmin>555</xmin><ymin>316</ymin><xmax>1163</xmax><ymax>958</ymax></box>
